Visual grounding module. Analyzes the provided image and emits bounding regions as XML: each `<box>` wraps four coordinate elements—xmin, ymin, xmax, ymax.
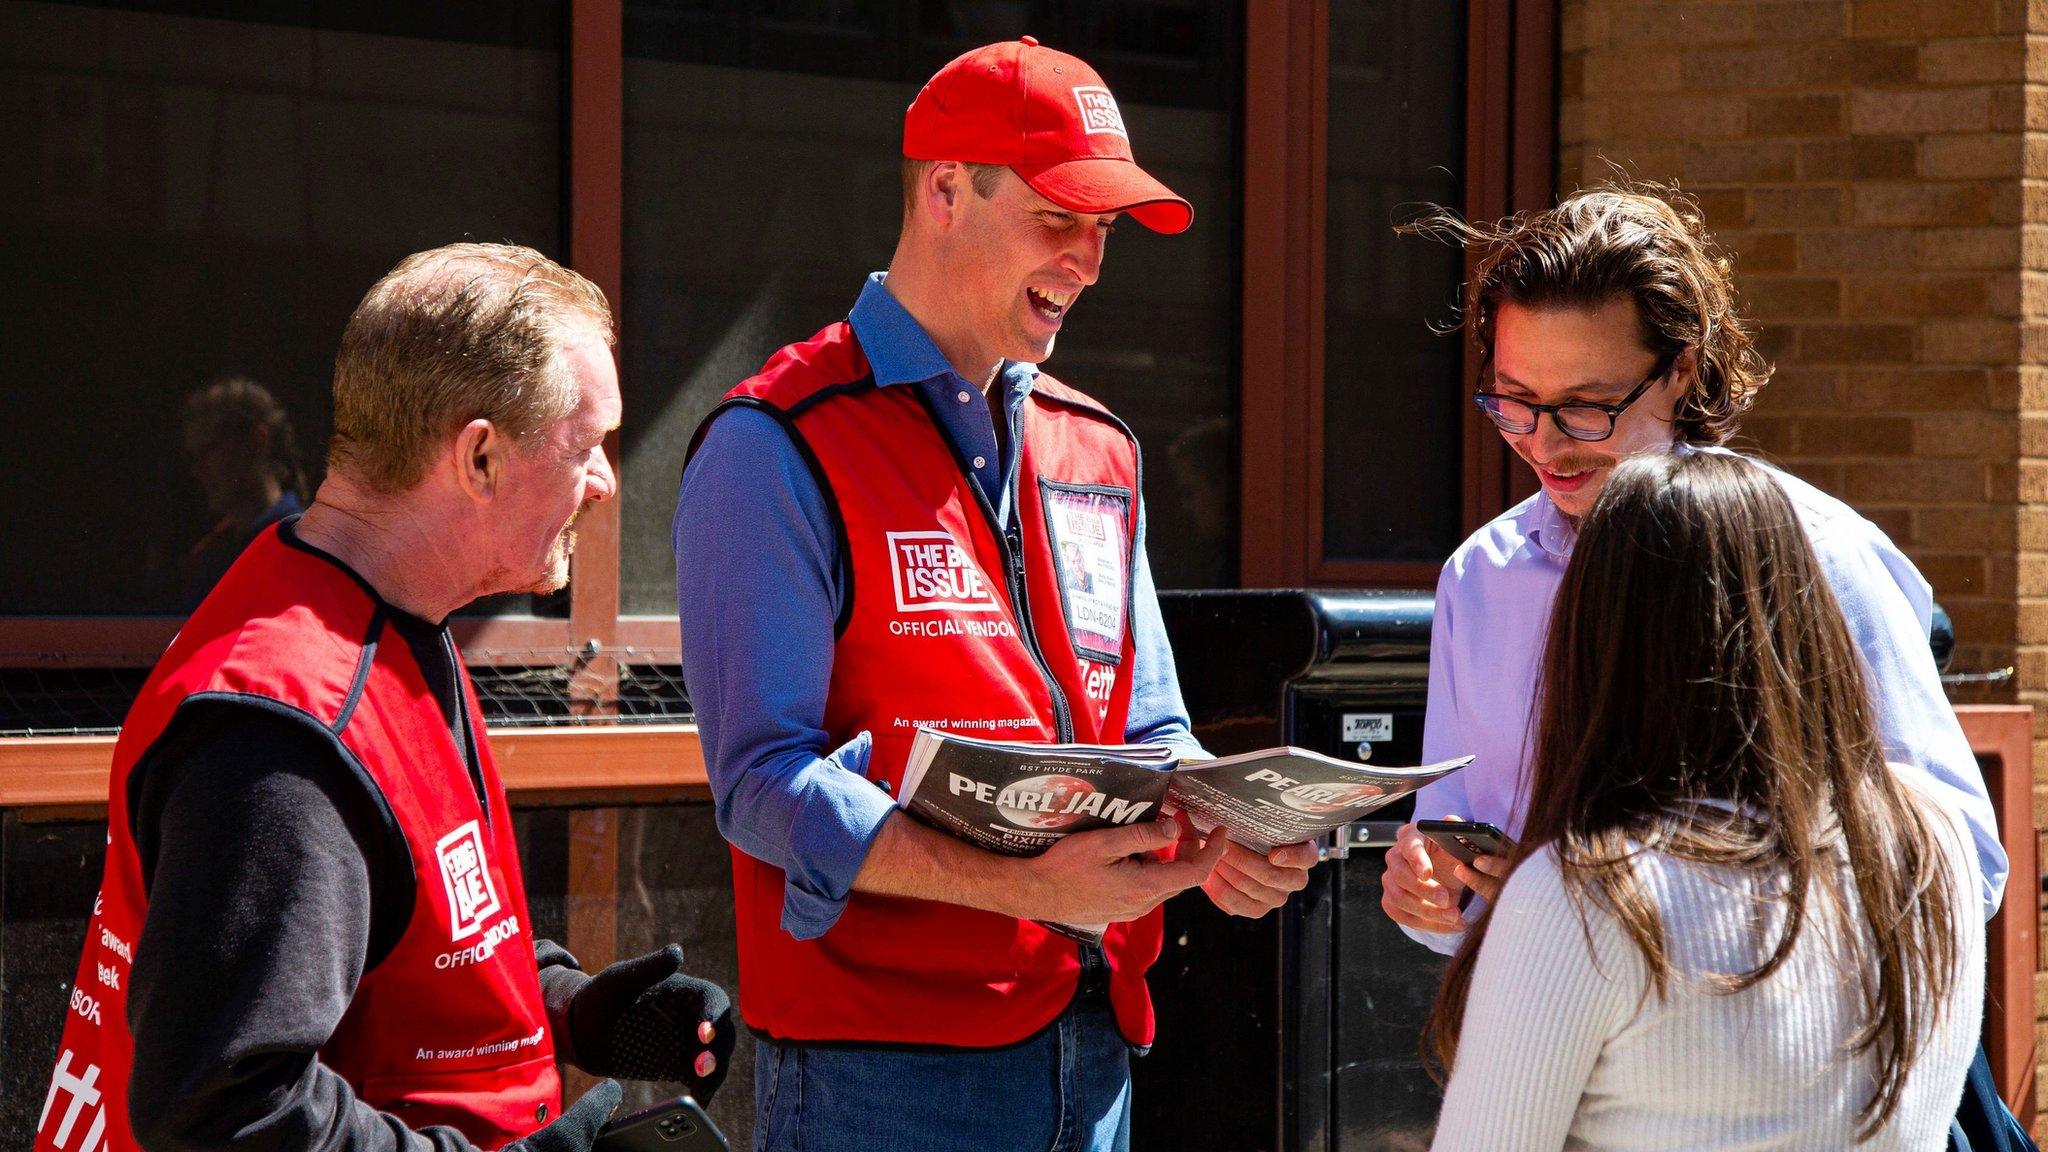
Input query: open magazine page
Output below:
<box><xmin>897</xmin><ymin>727</ymin><xmax>1178</xmax><ymax>945</ymax></box>
<box><xmin>894</xmin><ymin>729</ymin><xmax>1473</xmax><ymax>941</ymax></box>
<box><xmin>897</xmin><ymin>727</ymin><xmax>1174</xmax><ymax>856</ymax></box>
<box><xmin>1164</xmin><ymin>749</ymin><xmax>1474</xmax><ymax>854</ymax></box>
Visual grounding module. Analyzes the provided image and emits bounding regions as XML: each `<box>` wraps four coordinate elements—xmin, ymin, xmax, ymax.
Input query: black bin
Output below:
<box><xmin>1134</xmin><ymin>589</ymin><xmax>1448</xmax><ymax>1152</ymax></box>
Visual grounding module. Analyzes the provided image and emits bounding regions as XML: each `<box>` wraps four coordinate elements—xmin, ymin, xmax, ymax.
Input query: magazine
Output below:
<box><xmin>895</xmin><ymin>726</ymin><xmax>1472</xmax><ymax>941</ymax></box>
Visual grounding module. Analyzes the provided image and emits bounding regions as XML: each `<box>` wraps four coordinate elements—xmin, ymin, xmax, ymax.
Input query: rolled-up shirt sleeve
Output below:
<box><xmin>675</xmin><ymin>407</ymin><xmax>898</xmax><ymax>940</ymax></box>
<box><xmin>1812</xmin><ymin>515</ymin><xmax>2008</xmax><ymax>919</ymax></box>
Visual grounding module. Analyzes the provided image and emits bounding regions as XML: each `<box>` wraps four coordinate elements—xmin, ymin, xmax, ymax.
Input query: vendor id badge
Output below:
<box><xmin>1041</xmin><ymin>482</ymin><xmax>1132</xmax><ymax>664</ymax></box>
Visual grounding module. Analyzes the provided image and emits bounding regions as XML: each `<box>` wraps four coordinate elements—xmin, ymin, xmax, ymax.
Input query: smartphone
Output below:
<box><xmin>1414</xmin><ymin>819</ymin><xmax>1516</xmax><ymax>867</ymax></box>
<box><xmin>593</xmin><ymin>1095</ymin><xmax>729</xmax><ymax>1152</ymax></box>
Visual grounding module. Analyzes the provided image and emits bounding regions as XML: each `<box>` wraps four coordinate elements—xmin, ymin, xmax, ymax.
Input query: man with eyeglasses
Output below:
<box><xmin>1380</xmin><ymin>186</ymin><xmax>2006</xmax><ymax>950</ymax></box>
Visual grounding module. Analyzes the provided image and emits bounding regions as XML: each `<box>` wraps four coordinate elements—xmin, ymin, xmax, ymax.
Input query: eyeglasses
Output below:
<box><xmin>1471</xmin><ymin>349</ymin><xmax>1682</xmax><ymax>443</ymax></box>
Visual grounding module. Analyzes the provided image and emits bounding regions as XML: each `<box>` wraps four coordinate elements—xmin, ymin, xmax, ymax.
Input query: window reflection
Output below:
<box><xmin>1322</xmin><ymin>0</ymin><xmax>1466</xmax><ymax>563</ymax></box>
<box><xmin>0</xmin><ymin>0</ymin><xmax>562</xmax><ymax>614</ymax></box>
<box><xmin>144</xmin><ymin>378</ymin><xmax>310</xmax><ymax>611</ymax></box>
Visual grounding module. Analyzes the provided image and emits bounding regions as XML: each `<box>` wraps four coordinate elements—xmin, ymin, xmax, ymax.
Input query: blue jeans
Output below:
<box><xmin>752</xmin><ymin>959</ymin><xmax>1133</xmax><ymax>1152</ymax></box>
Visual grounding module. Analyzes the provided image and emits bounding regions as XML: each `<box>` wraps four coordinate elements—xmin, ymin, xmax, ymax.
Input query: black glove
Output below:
<box><xmin>506</xmin><ymin>1079</ymin><xmax>621</xmax><ymax>1152</ymax></box>
<box><xmin>568</xmin><ymin>944</ymin><xmax>735</xmax><ymax>1102</ymax></box>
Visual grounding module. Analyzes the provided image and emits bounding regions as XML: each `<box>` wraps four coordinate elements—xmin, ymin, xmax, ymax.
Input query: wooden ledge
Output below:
<box><xmin>0</xmin><ymin>723</ymin><xmax>707</xmax><ymax>811</ymax></box>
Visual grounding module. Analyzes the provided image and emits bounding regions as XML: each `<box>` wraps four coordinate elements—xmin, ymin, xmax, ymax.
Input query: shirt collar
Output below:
<box><xmin>847</xmin><ymin>272</ymin><xmax>1038</xmax><ymax>395</ymax></box>
<box><xmin>1526</xmin><ymin>494</ymin><xmax>1575</xmax><ymax>561</ymax></box>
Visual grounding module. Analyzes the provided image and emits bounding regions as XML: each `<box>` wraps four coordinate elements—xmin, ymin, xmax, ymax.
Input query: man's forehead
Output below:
<box><xmin>1493</xmin><ymin>306</ymin><xmax>1659</xmax><ymax>389</ymax></box>
<box><xmin>1491</xmin><ymin>356</ymin><xmax>1661</xmax><ymax>401</ymax></box>
<box><xmin>559</xmin><ymin>335</ymin><xmax>621</xmax><ymax>426</ymax></box>
<box><xmin>582</xmin><ymin>383</ymin><xmax>623</xmax><ymax>431</ymax></box>
<box><xmin>1491</xmin><ymin>363</ymin><xmax>1651</xmax><ymax>400</ymax></box>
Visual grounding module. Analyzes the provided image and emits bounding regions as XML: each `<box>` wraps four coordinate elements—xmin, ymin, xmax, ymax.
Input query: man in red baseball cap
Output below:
<box><xmin>676</xmin><ymin>36</ymin><xmax>1318</xmax><ymax>1152</ymax></box>
<box><xmin>902</xmin><ymin>34</ymin><xmax>1193</xmax><ymax>234</ymax></box>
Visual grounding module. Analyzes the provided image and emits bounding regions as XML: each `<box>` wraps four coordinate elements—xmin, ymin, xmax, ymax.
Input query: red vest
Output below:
<box><xmin>36</xmin><ymin>526</ymin><xmax>559</xmax><ymax>1152</ymax></box>
<box><xmin>699</xmin><ymin>321</ymin><xmax>1158</xmax><ymax>1048</ymax></box>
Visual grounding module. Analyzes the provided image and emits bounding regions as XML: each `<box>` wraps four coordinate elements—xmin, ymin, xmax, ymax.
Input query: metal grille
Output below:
<box><xmin>469</xmin><ymin>649</ymin><xmax>693</xmax><ymax>728</ymax></box>
<box><xmin>0</xmin><ymin>666</ymin><xmax>150</xmax><ymax>736</ymax></box>
<box><xmin>0</xmin><ymin>649</ymin><xmax>693</xmax><ymax>737</ymax></box>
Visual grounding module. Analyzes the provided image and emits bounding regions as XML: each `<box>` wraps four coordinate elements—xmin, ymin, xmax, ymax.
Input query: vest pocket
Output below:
<box><xmin>360</xmin><ymin>1050</ymin><xmax>560</xmax><ymax>1147</ymax></box>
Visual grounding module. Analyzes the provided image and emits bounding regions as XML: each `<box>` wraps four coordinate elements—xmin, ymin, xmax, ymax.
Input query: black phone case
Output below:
<box><xmin>1414</xmin><ymin>820</ymin><xmax>1513</xmax><ymax>866</ymax></box>
<box><xmin>593</xmin><ymin>1096</ymin><xmax>729</xmax><ymax>1152</ymax></box>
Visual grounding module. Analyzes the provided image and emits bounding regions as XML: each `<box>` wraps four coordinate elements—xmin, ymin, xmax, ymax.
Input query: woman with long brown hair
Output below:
<box><xmin>1425</xmin><ymin>451</ymin><xmax>1981</xmax><ymax>1150</ymax></box>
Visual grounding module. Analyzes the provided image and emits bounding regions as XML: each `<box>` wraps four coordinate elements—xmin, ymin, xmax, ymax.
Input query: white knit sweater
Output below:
<box><xmin>1430</xmin><ymin>793</ymin><xmax>1983</xmax><ymax>1152</ymax></box>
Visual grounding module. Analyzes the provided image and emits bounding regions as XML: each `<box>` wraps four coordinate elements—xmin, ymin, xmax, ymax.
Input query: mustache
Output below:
<box><xmin>554</xmin><ymin>504</ymin><xmax>592</xmax><ymax>554</ymax></box>
<box><xmin>1539</xmin><ymin>452</ymin><xmax>1614</xmax><ymax>474</ymax></box>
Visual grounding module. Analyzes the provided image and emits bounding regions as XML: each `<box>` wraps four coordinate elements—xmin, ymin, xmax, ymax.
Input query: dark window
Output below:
<box><xmin>619</xmin><ymin>0</ymin><xmax>1242</xmax><ymax>612</ymax></box>
<box><xmin>0</xmin><ymin>1</ymin><xmax>563</xmax><ymax>615</ymax></box>
<box><xmin>1320</xmin><ymin>1</ymin><xmax>1466</xmax><ymax>564</ymax></box>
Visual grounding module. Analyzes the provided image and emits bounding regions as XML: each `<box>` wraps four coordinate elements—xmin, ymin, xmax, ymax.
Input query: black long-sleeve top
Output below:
<box><xmin>120</xmin><ymin>610</ymin><xmax>592</xmax><ymax>1152</ymax></box>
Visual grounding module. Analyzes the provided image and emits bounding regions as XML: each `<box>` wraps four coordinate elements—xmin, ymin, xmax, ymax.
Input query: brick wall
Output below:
<box><xmin>1559</xmin><ymin>0</ymin><xmax>2043</xmax><ymax>1125</ymax></box>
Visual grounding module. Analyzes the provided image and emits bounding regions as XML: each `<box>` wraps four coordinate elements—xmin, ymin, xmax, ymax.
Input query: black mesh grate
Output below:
<box><xmin>0</xmin><ymin>649</ymin><xmax>692</xmax><ymax>737</ymax></box>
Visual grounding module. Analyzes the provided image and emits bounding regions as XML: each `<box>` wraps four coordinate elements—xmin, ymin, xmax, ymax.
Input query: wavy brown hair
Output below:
<box><xmin>1400</xmin><ymin>182</ymin><xmax>1771</xmax><ymax>446</ymax></box>
<box><xmin>1421</xmin><ymin>452</ymin><xmax>1960</xmax><ymax>1141</ymax></box>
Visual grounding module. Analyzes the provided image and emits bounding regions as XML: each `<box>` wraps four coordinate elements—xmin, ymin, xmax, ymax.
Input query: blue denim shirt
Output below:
<box><xmin>675</xmin><ymin>273</ymin><xmax>1203</xmax><ymax>939</ymax></box>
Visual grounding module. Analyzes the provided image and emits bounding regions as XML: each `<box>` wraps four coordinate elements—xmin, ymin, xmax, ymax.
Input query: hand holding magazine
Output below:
<box><xmin>895</xmin><ymin>727</ymin><xmax>1471</xmax><ymax>940</ymax></box>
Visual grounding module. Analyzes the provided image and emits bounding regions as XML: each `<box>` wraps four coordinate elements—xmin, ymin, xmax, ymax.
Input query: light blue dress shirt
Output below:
<box><xmin>1407</xmin><ymin>448</ymin><xmax>2009</xmax><ymax>954</ymax></box>
<box><xmin>675</xmin><ymin>273</ymin><xmax>1203</xmax><ymax>940</ymax></box>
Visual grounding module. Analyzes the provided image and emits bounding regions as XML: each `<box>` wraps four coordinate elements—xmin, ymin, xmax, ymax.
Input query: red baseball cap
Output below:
<box><xmin>903</xmin><ymin>36</ymin><xmax>1193</xmax><ymax>235</ymax></box>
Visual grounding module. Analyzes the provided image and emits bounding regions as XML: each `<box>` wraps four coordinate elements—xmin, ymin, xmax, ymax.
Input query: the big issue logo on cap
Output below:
<box><xmin>1070</xmin><ymin>86</ymin><xmax>1127</xmax><ymax>137</ymax></box>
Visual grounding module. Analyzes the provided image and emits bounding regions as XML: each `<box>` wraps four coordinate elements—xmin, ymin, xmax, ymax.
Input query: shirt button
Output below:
<box><xmin>956</xmin><ymin>390</ymin><xmax>972</xmax><ymax>403</ymax></box>
<box><xmin>973</xmin><ymin>455</ymin><xmax>987</xmax><ymax>469</ymax></box>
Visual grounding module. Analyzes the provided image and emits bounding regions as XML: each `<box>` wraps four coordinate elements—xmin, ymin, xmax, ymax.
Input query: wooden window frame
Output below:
<box><xmin>565</xmin><ymin>0</ymin><xmax>624</xmax><ymax>714</ymax></box>
<box><xmin>1239</xmin><ymin>0</ymin><xmax>1556</xmax><ymax>589</ymax></box>
<box><xmin>1</xmin><ymin>1</ymin><xmax>1550</xmax><ymax>664</ymax></box>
